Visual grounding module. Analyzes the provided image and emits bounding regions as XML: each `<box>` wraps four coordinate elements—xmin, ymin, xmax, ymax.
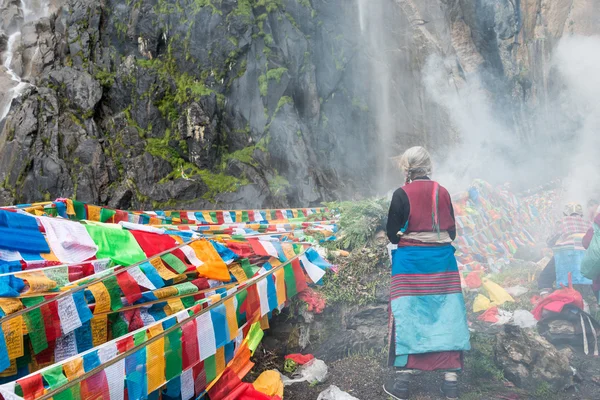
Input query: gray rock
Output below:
<box><xmin>495</xmin><ymin>325</ymin><xmax>573</xmax><ymax>392</ymax></box>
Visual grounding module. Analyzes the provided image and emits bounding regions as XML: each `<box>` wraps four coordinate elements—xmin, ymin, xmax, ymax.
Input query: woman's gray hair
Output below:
<box><xmin>398</xmin><ymin>146</ymin><xmax>433</xmax><ymax>182</ymax></box>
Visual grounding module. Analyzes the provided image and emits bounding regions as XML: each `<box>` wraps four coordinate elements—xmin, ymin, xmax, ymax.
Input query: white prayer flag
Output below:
<box><xmin>223</xmin><ymin>212</ymin><xmax>234</xmax><ymax>224</ymax></box>
<box><xmin>259</xmin><ymin>241</ymin><xmax>279</xmax><ymax>258</ymax></box>
<box><xmin>99</xmin><ymin>342</ymin><xmax>125</xmax><ymax>400</ymax></box>
<box><xmin>196</xmin><ymin>312</ymin><xmax>216</xmax><ymax>361</ymax></box>
<box><xmin>38</xmin><ymin>216</ymin><xmax>98</xmax><ymax>263</ymax></box>
<box><xmin>180</xmin><ymin>368</ymin><xmax>195</xmax><ymax>400</ymax></box>
<box><xmin>54</xmin><ymin>331</ymin><xmax>78</xmax><ymax>362</ymax></box>
<box><xmin>140</xmin><ymin>309</ymin><xmax>155</xmax><ymax>326</ymax></box>
<box><xmin>57</xmin><ymin>295</ymin><xmax>83</xmax><ymax>334</ymax></box>
<box><xmin>180</xmin><ymin>245</ymin><xmax>204</xmax><ymax>267</ymax></box>
<box><xmin>256</xmin><ymin>268</ymin><xmax>270</xmax><ymax>316</ymax></box>
<box><xmin>186</xmin><ymin>212</ymin><xmax>197</xmax><ymax>222</ymax></box>
<box><xmin>253</xmin><ymin>211</ymin><xmax>264</xmax><ymax>222</ymax></box>
<box><xmin>300</xmin><ymin>255</ymin><xmax>326</xmax><ymax>283</ymax></box>
<box><xmin>128</xmin><ymin>266</ymin><xmax>157</xmax><ymax>290</ymax></box>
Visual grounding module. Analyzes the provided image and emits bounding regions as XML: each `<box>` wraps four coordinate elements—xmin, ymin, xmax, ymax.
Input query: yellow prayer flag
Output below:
<box><xmin>260</xmin><ymin>315</ymin><xmax>270</xmax><ymax>330</ymax></box>
<box><xmin>224</xmin><ymin>299</ymin><xmax>238</xmax><ymax>340</ymax></box>
<box><xmin>16</xmin><ymin>272</ymin><xmax>58</xmax><ymax>294</ymax></box>
<box><xmin>215</xmin><ymin>347</ymin><xmax>226</xmax><ymax>376</ymax></box>
<box><xmin>172</xmin><ymin>274</ymin><xmax>187</xmax><ymax>284</ymax></box>
<box><xmin>150</xmin><ymin>257</ymin><xmax>178</xmax><ymax>280</ymax></box>
<box><xmin>166</xmin><ymin>298</ymin><xmax>185</xmax><ymax>314</ymax></box>
<box><xmin>64</xmin><ymin>358</ymin><xmax>85</xmax><ymax>380</ymax></box>
<box><xmin>281</xmin><ymin>243</ymin><xmax>296</xmax><ymax>260</ymax></box>
<box><xmin>170</xmin><ymin>235</ymin><xmax>184</xmax><ymax>244</ymax></box>
<box><xmin>66</xmin><ymin>199</ymin><xmax>76</xmax><ymax>216</ymax></box>
<box><xmin>147</xmin><ymin>325</ymin><xmax>166</xmax><ymax>393</ymax></box>
<box><xmin>154</xmin><ymin>286</ymin><xmax>178</xmax><ymax>299</ymax></box>
<box><xmin>229</xmin><ymin>264</ymin><xmax>248</xmax><ymax>283</ymax></box>
<box><xmin>88</xmin><ymin>283</ymin><xmax>111</xmax><ymax>314</ymax></box>
<box><xmin>209</xmin><ymin>294</ymin><xmax>221</xmax><ymax>304</ymax></box>
<box><xmin>273</xmin><ymin>269</ymin><xmax>286</xmax><ymax>306</ymax></box>
<box><xmin>0</xmin><ymin>298</ymin><xmax>23</xmax><ymax>315</ymax></box>
<box><xmin>235</xmin><ymin>211</ymin><xmax>242</xmax><ymax>222</ymax></box>
<box><xmin>87</xmin><ymin>205</ymin><xmax>102</xmax><ymax>221</ymax></box>
<box><xmin>90</xmin><ymin>315</ymin><xmax>108</xmax><ymax>347</ymax></box>
<box><xmin>2</xmin><ymin>317</ymin><xmax>24</xmax><ymax>360</ymax></box>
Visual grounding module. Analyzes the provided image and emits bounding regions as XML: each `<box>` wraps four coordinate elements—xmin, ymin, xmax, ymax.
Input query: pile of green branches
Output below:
<box><xmin>325</xmin><ymin>198</ymin><xmax>389</xmax><ymax>250</ymax></box>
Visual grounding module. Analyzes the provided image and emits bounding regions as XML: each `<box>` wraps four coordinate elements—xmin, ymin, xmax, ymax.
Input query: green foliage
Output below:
<box><xmin>275</xmin><ymin>96</ymin><xmax>293</xmax><ymax>115</ymax></box>
<box><xmin>465</xmin><ymin>332</ymin><xmax>505</xmax><ymax>381</ymax></box>
<box><xmin>324</xmin><ymin>198</ymin><xmax>389</xmax><ymax>250</ymax></box>
<box><xmin>266</xmin><ymin>67</ymin><xmax>287</xmax><ymax>83</ymax></box>
<box><xmin>258</xmin><ymin>74</ymin><xmax>268</xmax><ymax>97</ymax></box>
<box><xmin>255</xmin><ymin>0</ymin><xmax>282</xmax><ymax>13</ymax></box>
<box><xmin>321</xmin><ymin>246</ymin><xmax>390</xmax><ymax>306</ymax></box>
<box><xmin>223</xmin><ymin>145</ymin><xmax>259</xmax><ymax>167</ymax></box>
<box><xmin>268</xmin><ymin>173</ymin><xmax>289</xmax><ymax>197</ymax></box>
<box><xmin>95</xmin><ymin>69</ymin><xmax>116</xmax><ymax>88</ymax></box>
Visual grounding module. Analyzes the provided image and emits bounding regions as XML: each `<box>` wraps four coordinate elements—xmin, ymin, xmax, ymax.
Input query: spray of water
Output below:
<box><xmin>0</xmin><ymin>0</ymin><xmax>50</xmax><ymax>122</ymax></box>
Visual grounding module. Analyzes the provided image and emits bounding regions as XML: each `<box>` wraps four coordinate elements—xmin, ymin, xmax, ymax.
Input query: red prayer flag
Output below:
<box><xmin>42</xmin><ymin>301</ymin><xmax>61</xmax><ymax>342</ymax></box>
<box><xmin>182</xmin><ymin>320</ymin><xmax>200</xmax><ymax>370</ymax></box>
<box><xmin>116</xmin><ymin>271</ymin><xmax>143</xmax><ymax>304</ymax></box>
<box><xmin>17</xmin><ymin>374</ymin><xmax>44</xmax><ymax>400</ymax></box>
<box><xmin>291</xmin><ymin>259</ymin><xmax>308</xmax><ymax>294</ymax></box>
<box><xmin>193</xmin><ymin>361</ymin><xmax>207</xmax><ymax>396</ymax></box>
<box><xmin>248</xmin><ymin>239</ymin><xmax>269</xmax><ymax>257</ymax></box>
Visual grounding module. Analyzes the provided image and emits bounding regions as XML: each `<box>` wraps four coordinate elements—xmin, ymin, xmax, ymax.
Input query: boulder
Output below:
<box><xmin>495</xmin><ymin>325</ymin><xmax>573</xmax><ymax>392</ymax></box>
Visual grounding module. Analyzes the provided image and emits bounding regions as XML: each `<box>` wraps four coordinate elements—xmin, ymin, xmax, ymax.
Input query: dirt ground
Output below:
<box><xmin>248</xmin><ymin>339</ymin><xmax>600</xmax><ymax>400</ymax></box>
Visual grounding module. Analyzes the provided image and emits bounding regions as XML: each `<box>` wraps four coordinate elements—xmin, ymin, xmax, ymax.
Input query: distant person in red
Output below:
<box><xmin>384</xmin><ymin>146</ymin><xmax>469</xmax><ymax>400</ymax></box>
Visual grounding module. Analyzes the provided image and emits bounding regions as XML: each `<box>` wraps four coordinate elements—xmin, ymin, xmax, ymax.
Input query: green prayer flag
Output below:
<box><xmin>111</xmin><ymin>314</ymin><xmax>129</xmax><ymax>339</ymax></box>
<box><xmin>84</xmin><ymin>225</ymin><xmax>146</xmax><ymax>266</ymax></box>
<box><xmin>293</xmin><ymin>244</ymin><xmax>304</xmax><ymax>255</ymax></box>
<box><xmin>73</xmin><ymin>200</ymin><xmax>87</xmax><ymax>220</ymax></box>
<box><xmin>133</xmin><ymin>330</ymin><xmax>146</xmax><ymax>346</ymax></box>
<box><xmin>175</xmin><ymin>282</ymin><xmax>198</xmax><ymax>296</ymax></box>
<box><xmin>164</xmin><ymin>327</ymin><xmax>182</xmax><ymax>381</ymax></box>
<box><xmin>181</xmin><ymin>297</ymin><xmax>196</xmax><ymax>309</ymax></box>
<box><xmin>270</xmin><ymin>210</ymin><xmax>277</xmax><ymax>220</ymax></box>
<box><xmin>100</xmin><ymin>208</ymin><xmax>116</xmax><ymax>223</ymax></box>
<box><xmin>298</xmin><ymin>210</ymin><xmax>305</xmax><ymax>218</ymax></box>
<box><xmin>204</xmin><ymin>355</ymin><xmax>217</xmax><ymax>383</ymax></box>
<box><xmin>284</xmin><ymin>263</ymin><xmax>297</xmax><ymax>298</ymax></box>
<box><xmin>161</xmin><ymin>253</ymin><xmax>188</xmax><ymax>274</ymax></box>
<box><xmin>171</xmin><ymin>212</ymin><xmax>181</xmax><ymax>220</ymax></box>
<box><xmin>22</xmin><ymin>297</ymin><xmax>48</xmax><ymax>354</ymax></box>
<box><xmin>44</xmin><ymin>267</ymin><xmax>69</xmax><ymax>288</ymax></box>
<box><xmin>103</xmin><ymin>277</ymin><xmax>124</xmax><ymax>311</ymax></box>
<box><xmin>240</xmin><ymin>259</ymin><xmax>254</xmax><ymax>279</ymax></box>
<box><xmin>247</xmin><ymin>322</ymin><xmax>264</xmax><ymax>354</ymax></box>
<box><xmin>235</xmin><ymin>290</ymin><xmax>248</xmax><ymax>326</ymax></box>
<box><xmin>42</xmin><ymin>365</ymin><xmax>75</xmax><ymax>400</ymax></box>
<box><xmin>242</xmin><ymin>211</ymin><xmax>249</xmax><ymax>222</ymax></box>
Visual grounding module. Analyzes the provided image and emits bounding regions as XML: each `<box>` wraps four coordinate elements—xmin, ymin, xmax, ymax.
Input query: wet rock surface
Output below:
<box><xmin>495</xmin><ymin>324</ymin><xmax>574</xmax><ymax>392</ymax></box>
<box><xmin>0</xmin><ymin>0</ymin><xmax>599</xmax><ymax>207</ymax></box>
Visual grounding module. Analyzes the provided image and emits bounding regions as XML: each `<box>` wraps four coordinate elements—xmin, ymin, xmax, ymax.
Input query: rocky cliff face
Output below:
<box><xmin>0</xmin><ymin>0</ymin><xmax>598</xmax><ymax>208</ymax></box>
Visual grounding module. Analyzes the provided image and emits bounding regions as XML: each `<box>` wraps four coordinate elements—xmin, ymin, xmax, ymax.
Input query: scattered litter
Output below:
<box><xmin>281</xmin><ymin>358</ymin><xmax>328</xmax><ymax>386</ymax></box>
<box><xmin>505</xmin><ymin>285</ymin><xmax>529</xmax><ymax>297</ymax></box>
<box><xmin>298</xmin><ymin>288</ymin><xmax>327</xmax><ymax>313</ymax></box>
<box><xmin>494</xmin><ymin>309</ymin><xmax>513</xmax><ymax>326</ymax></box>
<box><xmin>285</xmin><ymin>353</ymin><xmax>315</xmax><ymax>365</ymax></box>
<box><xmin>465</xmin><ymin>271</ymin><xmax>482</xmax><ymax>289</ymax></box>
<box><xmin>478</xmin><ymin>306</ymin><xmax>499</xmax><ymax>323</ymax></box>
<box><xmin>473</xmin><ymin>294</ymin><xmax>492</xmax><ymax>312</ymax></box>
<box><xmin>482</xmin><ymin>278</ymin><xmax>515</xmax><ymax>305</ymax></box>
<box><xmin>512</xmin><ymin>310</ymin><xmax>537</xmax><ymax>329</ymax></box>
<box><xmin>317</xmin><ymin>385</ymin><xmax>360</xmax><ymax>400</ymax></box>
<box><xmin>253</xmin><ymin>370</ymin><xmax>284</xmax><ymax>398</ymax></box>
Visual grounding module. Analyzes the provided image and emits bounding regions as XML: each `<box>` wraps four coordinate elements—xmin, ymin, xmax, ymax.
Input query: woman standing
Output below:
<box><xmin>384</xmin><ymin>147</ymin><xmax>470</xmax><ymax>400</ymax></box>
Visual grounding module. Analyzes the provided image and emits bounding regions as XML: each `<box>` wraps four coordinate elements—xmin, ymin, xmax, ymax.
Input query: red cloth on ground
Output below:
<box><xmin>465</xmin><ymin>272</ymin><xmax>482</xmax><ymax>289</ymax></box>
<box><xmin>478</xmin><ymin>306</ymin><xmax>499</xmax><ymax>323</ymax></box>
<box><xmin>532</xmin><ymin>288</ymin><xmax>584</xmax><ymax>320</ymax></box>
<box><xmin>298</xmin><ymin>288</ymin><xmax>326</xmax><ymax>313</ymax></box>
<box><xmin>284</xmin><ymin>354</ymin><xmax>314</xmax><ymax>365</ymax></box>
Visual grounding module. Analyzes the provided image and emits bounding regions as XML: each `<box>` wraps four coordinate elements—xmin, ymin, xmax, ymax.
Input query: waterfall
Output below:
<box><xmin>356</xmin><ymin>0</ymin><xmax>395</xmax><ymax>192</ymax></box>
<box><xmin>0</xmin><ymin>0</ymin><xmax>50</xmax><ymax>123</ymax></box>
